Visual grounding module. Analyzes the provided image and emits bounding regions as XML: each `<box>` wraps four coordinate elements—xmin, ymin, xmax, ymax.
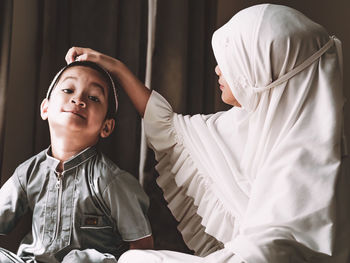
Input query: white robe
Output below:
<box><xmin>120</xmin><ymin>4</ymin><xmax>350</xmax><ymax>263</ymax></box>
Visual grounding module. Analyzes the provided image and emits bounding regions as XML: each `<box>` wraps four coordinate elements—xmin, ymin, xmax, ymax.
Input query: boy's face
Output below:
<box><xmin>41</xmin><ymin>66</ymin><xmax>115</xmax><ymax>142</ymax></box>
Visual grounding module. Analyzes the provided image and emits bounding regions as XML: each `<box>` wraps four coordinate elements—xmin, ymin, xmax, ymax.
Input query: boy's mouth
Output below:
<box><xmin>64</xmin><ymin>110</ymin><xmax>86</xmax><ymax>119</ymax></box>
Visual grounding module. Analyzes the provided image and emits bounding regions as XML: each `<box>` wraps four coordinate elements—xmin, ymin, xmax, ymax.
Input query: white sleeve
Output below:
<box><xmin>143</xmin><ymin>91</ymin><xmax>238</xmax><ymax>256</ymax></box>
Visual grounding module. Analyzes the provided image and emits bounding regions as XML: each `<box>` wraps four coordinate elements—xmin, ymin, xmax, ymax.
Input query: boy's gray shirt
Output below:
<box><xmin>0</xmin><ymin>146</ymin><xmax>152</xmax><ymax>262</ymax></box>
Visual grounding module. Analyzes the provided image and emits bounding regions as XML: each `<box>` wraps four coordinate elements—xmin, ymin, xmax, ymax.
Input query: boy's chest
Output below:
<box><xmin>26</xmin><ymin>168</ymin><xmax>117</xmax><ymax>253</ymax></box>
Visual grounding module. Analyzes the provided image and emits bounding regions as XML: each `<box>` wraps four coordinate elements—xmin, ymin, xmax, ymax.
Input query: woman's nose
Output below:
<box><xmin>215</xmin><ymin>65</ymin><xmax>221</xmax><ymax>76</ymax></box>
<box><xmin>71</xmin><ymin>97</ymin><xmax>86</xmax><ymax>108</ymax></box>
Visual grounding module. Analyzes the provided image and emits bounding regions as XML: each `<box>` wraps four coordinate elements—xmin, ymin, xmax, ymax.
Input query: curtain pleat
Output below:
<box><xmin>139</xmin><ymin>0</ymin><xmax>157</xmax><ymax>186</ymax></box>
<box><xmin>0</xmin><ymin>0</ymin><xmax>13</xmax><ymax>185</ymax></box>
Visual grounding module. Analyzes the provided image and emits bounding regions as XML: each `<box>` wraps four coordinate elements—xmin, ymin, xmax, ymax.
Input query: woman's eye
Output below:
<box><xmin>88</xmin><ymin>96</ymin><xmax>100</xmax><ymax>102</ymax></box>
<box><xmin>62</xmin><ymin>89</ymin><xmax>73</xmax><ymax>94</ymax></box>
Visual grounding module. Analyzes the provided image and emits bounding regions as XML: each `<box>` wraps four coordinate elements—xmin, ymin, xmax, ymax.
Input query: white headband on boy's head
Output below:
<box><xmin>46</xmin><ymin>61</ymin><xmax>119</xmax><ymax>117</ymax></box>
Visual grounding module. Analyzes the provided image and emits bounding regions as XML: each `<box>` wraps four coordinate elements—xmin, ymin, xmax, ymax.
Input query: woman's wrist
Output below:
<box><xmin>109</xmin><ymin>58</ymin><xmax>128</xmax><ymax>80</ymax></box>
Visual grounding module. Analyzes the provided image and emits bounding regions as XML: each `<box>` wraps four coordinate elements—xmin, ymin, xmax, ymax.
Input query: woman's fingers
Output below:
<box><xmin>65</xmin><ymin>46</ymin><xmax>89</xmax><ymax>64</ymax></box>
<box><xmin>76</xmin><ymin>53</ymin><xmax>96</xmax><ymax>62</ymax></box>
<box><xmin>65</xmin><ymin>47</ymin><xmax>78</xmax><ymax>64</ymax></box>
<box><xmin>64</xmin><ymin>47</ymin><xmax>115</xmax><ymax>73</ymax></box>
<box><xmin>65</xmin><ymin>47</ymin><xmax>76</xmax><ymax>64</ymax></box>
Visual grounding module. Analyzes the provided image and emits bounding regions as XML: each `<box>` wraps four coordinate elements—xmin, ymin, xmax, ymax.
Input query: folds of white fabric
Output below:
<box><xmin>144</xmin><ymin>91</ymin><xmax>248</xmax><ymax>256</ymax></box>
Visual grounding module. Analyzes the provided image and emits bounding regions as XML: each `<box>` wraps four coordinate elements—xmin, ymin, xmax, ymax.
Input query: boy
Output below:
<box><xmin>0</xmin><ymin>61</ymin><xmax>153</xmax><ymax>262</ymax></box>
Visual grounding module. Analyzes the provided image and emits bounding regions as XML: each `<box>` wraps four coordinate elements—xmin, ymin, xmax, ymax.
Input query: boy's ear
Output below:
<box><xmin>100</xmin><ymin>118</ymin><xmax>115</xmax><ymax>138</ymax></box>
<box><xmin>40</xmin><ymin>98</ymin><xmax>49</xmax><ymax>120</ymax></box>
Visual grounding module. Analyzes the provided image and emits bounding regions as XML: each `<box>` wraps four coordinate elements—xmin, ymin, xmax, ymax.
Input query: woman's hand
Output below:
<box><xmin>65</xmin><ymin>47</ymin><xmax>118</xmax><ymax>74</ymax></box>
<box><xmin>65</xmin><ymin>47</ymin><xmax>151</xmax><ymax>117</ymax></box>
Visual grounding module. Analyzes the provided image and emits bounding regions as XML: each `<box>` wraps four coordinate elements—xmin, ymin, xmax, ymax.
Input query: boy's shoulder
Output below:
<box><xmin>15</xmin><ymin>148</ymin><xmax>48</xmax><ymax>174</ymax></box>
<box><xmin>94</xmin><ymin>150</ymin><xmax>124</xmax><ymax>176</ymax></box>
<box><xmin>93</xmin><ymin>151</ymin><xmax>140</xmax><ymax>191</ymax></box>
<box><xmin>10</xmin><ymin>149</ymin><xmax>48</xmax><ymax>189</ymax></box>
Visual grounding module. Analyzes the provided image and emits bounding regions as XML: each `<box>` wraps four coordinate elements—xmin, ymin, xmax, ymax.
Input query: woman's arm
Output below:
<box><xmin>65</xmin><ymin>47</ymin><xmax>151</xmax><ymax>117</ymax></box>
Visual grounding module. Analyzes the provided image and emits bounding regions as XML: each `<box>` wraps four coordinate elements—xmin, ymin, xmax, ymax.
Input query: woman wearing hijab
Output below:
<box><xmin>65</xmin><ymin>4</ymin><xmax>349</xmax><ymax>263</ymax></box>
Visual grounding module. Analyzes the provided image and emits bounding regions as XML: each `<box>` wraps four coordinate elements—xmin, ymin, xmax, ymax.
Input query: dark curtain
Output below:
<box><xmin>151</xmin><ymin>0</ymin><xmax>227</xmax><ymax>115</ymax></box>
<box><xmin>0</xmin><ymin>0</ymin><xmax>13</xmax><ymax>185</ymax></box>
<box><xmin>0</xmin><ymin>1</ymin><xmax>17</xmax><ymax>251</ymax></box>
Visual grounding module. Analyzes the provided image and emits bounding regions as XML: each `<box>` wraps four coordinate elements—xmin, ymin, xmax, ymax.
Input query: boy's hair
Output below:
<box><xmin>46</xmin><ymin>61</ymin><xmax>118</xmax><ymax>120</ymax></box>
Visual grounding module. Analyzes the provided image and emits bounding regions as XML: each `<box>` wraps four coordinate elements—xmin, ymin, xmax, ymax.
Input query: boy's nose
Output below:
<box><xmin>71</xmin><ymin>97</ymin><xmax>86</xmax><ymax>108</ymax></box>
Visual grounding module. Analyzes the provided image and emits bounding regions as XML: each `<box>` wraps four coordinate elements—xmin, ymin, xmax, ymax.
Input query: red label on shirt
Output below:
<box><xmin>85</xmin><ymin>217</ymin><xmax>98</xmax><ymax>225</ymax></box>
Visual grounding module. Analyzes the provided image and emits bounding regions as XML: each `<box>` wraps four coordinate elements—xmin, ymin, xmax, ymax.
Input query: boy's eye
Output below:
<box><xmin>88</xmin><ymin>96</ymin><xmax>100</xmax><ymax>102</ymax></box>
<box><xmin>62</xmin><ymin>89</ymin><xmax>73</xmax><ymax>94</ymax></box>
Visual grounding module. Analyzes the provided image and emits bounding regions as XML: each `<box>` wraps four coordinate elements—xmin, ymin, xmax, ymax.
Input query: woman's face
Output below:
<box><xmin>215</xmin><ymin>65</ymin><xmax>241</xmax><ymax>107</ymax></box>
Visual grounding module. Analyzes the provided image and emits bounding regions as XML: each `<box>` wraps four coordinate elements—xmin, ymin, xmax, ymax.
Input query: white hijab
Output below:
<box><xmin>208</xmin><ymin>3</ymin><xmax>348</xmax><ymax>262</ymax></box>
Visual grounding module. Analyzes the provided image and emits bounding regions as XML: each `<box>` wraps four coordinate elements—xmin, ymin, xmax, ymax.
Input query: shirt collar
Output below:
<box><xmin>45</xmin><ymin>145</ymin><xmax>97</xmax><ymax>172</ymax></box>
